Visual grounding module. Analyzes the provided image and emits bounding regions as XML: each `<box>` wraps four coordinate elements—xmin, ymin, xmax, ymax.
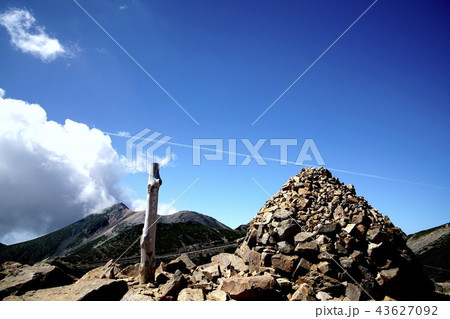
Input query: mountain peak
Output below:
<box><xmin>159</xmin><ymin>210</ymin><xmax>231</xmax><ymax>230</ymax></box>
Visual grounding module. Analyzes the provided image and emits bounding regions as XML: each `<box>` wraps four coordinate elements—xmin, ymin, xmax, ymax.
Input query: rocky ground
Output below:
<box><xmin>1</xmin><ymin>168</ymin><xmax>448</xmax><ymax>301</ymax></box>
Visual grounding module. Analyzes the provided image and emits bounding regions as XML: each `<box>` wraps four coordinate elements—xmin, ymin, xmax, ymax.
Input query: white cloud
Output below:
<box><xmin>159</xmin><ymin>202</ymin><xmax>178</xmax><ymax>215</ymax></box>
<box><xmin>124</xmin><ymin>148</ymin><xmax>177</xmax><ymax>174</ymax></box>
<box><xmin>119</xmin><ymin>5</ymin><xmax>128</xmax><ymax>10</ymax></box>
<box><xmin>0</xmin><ymin>90</ymin><xmax>130</xmax><ymax>244</ymax></box>
<box><xmin>130</xmin><ymin>198</ymin><xmax>146</xmax><ymax>211</ymax></box>
<box><xmin>0</xmin><ymin>8</ymin><xmax>67</xmax><ymax>61</ymax></box>
<box><xmin>131</xmin><ymin>199</ymin><xmax>178</xmax><ymax>215</ymax></box>
<box><xmin>0</xmin><ymin>88</ymin><xmax>5</xmax><ymax>98</ymax></box>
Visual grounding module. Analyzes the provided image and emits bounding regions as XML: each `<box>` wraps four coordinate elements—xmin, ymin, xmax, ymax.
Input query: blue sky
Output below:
<box><xmin>0</xmin><ymin>0</ymin><xmax>449</xmax><ymax>244</ymax></box>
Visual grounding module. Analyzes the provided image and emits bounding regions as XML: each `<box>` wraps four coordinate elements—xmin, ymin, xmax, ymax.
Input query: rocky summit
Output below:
<box><xmin>235</xmin><ymin>167</ymin><xmax>434</xmax><ymax>300</ymax></box>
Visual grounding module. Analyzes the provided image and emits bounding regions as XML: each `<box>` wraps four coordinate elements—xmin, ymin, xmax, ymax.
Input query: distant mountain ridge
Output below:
<box><xmin>159</xmin><ymin>210</ymin><xmax>231</xmax><ymax>229</ymax></box>
<box><xmin>407</xmin><ymin>222</ymin><xmax>450</xmax><ymax>282</ymax></box>
<box><xmin>0</xmin><ymin>203</ymin><xmax>241</xmax><ymax>265</ymax></box>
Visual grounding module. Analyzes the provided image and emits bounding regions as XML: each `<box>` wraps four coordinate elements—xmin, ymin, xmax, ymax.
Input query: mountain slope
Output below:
<box><xmin>407</xmin><ymin>223</ymin><xmax>450</xmax><ymax>282</ymax></box>
<box><xmin>0</xmin><ymin>203</ymin><xmax>240</xmax><ymax>265</ymax></box>
<box><xmin>159</xmin><ymin>210</ymin><xmax>231</xmax><ymax>229</ymax></box>
<box><xmin>0</xmin><ymin>203</ymin><xmax>133</xmax><ymax>264</ymax></box>
<box><xmin>64</xmin><ymin>222</ymin><xmax>241</xmax><ymax>264</ymax></box>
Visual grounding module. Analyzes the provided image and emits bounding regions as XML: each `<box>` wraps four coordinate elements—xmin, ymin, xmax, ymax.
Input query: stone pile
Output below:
<box><xmin>234</xmin><ymin>167</ymin><xmax>434</xmax><ymax>300</ymax></box>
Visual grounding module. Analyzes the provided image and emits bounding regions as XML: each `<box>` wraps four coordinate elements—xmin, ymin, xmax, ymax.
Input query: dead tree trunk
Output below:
<box><xmin>139</xmin><ymin>163</ymin><xmax>162</xmax><ymax>284</ymax></box>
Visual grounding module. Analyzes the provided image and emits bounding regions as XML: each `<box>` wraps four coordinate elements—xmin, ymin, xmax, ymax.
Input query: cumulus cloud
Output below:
<box><xmin>130</xmin><ymin>199</ymin><xmax>178</xmax><ymax>216</ymax></box>
<box><xmin>0</xmin><ymin>90</ymin><xmax>129</xmax><ymax>244</ymax></box>
<box><xmin>159</xmin><ymin>202</ymin><xmax>178</xmax><ymax>215</ymax></box>
<box><xmin>0</xmin><ymin>8</ymin><xmax>67</xmax><ymax>61</ymax></box>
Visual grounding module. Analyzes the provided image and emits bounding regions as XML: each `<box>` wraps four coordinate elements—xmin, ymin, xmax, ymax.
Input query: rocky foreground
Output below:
<box><xmin>1</xmin><ymin>168</ymin><xmax>447</xmax><ymax>301</ymax></box>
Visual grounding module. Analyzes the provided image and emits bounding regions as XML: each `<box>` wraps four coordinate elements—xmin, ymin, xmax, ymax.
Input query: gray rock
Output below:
<box><xmin>345</xmin><ymin>283</ymin><xmax>361</xmax><ymax>301</ymax></box>
<box><xmin>159</xmin><ymin>270</ymin><xmax>187</xmax><ymax>298</ymax></box>
<box><xmin>206</xmin><ymin>289</ymin><xmax>229</xmax><ymax>301</ymax></box>
<box><xmin>318</xmin><ymin>223</ymin><xmax>338</xmax><ymax>234</ymax></box>
<box><xmin>247</xmin><ymin>250</ymin><xmax>261</xmax><ymax>273</ymax></box>
<box><xmin>277</xmin><ymin>241</ymin><xmax>294</xmax><ymax>254</ymax></box>
<box><xmin>271</xmin><ymin>254</ymin><xmax>299</xmax><ymax>274</ymax></box>
<box><xmin>164</xmin><ymin>259</ymin><xmax>188</xmax><ymax>274</ymax></box>
<box><xmin>294</xmin><ymin>231</ymin><xmax>314</xmax><ymax>244</ymax></box>
<box><xmin>121</xmin><ymin>289</ymin><xmax>154</xmax><ymax>301</ymax></box>
<box><xmin>175</xmin><ymin>254</ymin><xmax>196</xmax><ymax>270</ymax></box>
<box><xmin>294</xmin><ymin>241</ymin><xmax>319</xmax><ymax>255</ymax></box>
<box><xmin>221</xmin><ymin>276</ymin><xmax>276</xmax><ymax>300</ymax></box>
<box><xmin>3</xmin><ymin>279</ymin><xmax>128</xmax><ymax>301</ymax></box>
<box><xmin>339</xmin><ymin>257</ymin><xmax>354</xmax><ymax>269</ymax></box>
<box><xmin>316</xmin><ymin>291</ymin><xmax>333</xmax><ymax>301</ymax></box>
<box><xmin>200</xmin><ymin>264</ymin><xmax>222</xmax><ymax>282</ymax></box>
<box><xmin>211</xmin><ymin>253</ymin><xmax>248</xmax><ymax>273</ymax></box>
<box><xmin>290</xmin><ymin>283</ymin><xmax>314</xmax><ymax>301</ymax></box>
<box><xmin>177</xmin><ymin>288</ymin><xmax>204</xmax><ymax>301</ymax></box>
<box><xmin>276</xmin><ymin>277</ymin><xmax>292</xmax><ymax>291</ymax></box>
<box><xmin>377</xmin><ymin>268</ymin><xmax>399</xmax><ymax>285</ymax></box>
<box><xmin>317</xmin><ymin>261</ymin><xmax>332</xmax><ymax>275</ymax></box>
<box><xmin>273</xmin><ymin>209</ymin><xmax>292</xmax><ymax>220</ymax></box>
<box><xmin>292</xmin><ymin>258</ymin><xmax>311</xmax><ymax>277</ymax></box>
<box><xmin>277</xmin><ymin>219</ymin><xmax>300</xmax><ymax>240</ymax></box>
<box><xmin>0</xmin><ymin>262</ymin><xmax>75</xmax><ymax>300</ymax></box>
<box><xmin>367</xmin><ymin>227</ymin><xmax>390</xmax><ymax>243</ymax></box>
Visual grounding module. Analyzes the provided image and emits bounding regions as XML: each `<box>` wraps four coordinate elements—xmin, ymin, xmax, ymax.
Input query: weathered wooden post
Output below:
<box><xmin>139</xmin><ymin>163</ymin><xmax>162</xmax><ymax>284</ymax></box>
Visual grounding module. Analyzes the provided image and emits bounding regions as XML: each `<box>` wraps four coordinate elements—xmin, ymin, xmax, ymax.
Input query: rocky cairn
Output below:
<box><xmin>0</xmin><ymin>167</ymin><xmax>436</xmax><ymax>301</ymax></box>
<box><xmin>234</xmin><ymin>167</ymin><xmax>434</xmax><ymax>300</ymax></box>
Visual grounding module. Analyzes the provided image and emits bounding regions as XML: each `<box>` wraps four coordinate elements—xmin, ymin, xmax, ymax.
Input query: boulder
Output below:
<box><xmin>221</xmin><ymin>275</ymin><xmax>276</xmax><ymax>300</ymax></box>
<box><xmin>294</xmin><ymin>232</ymin><xmax>314</xmax><ymax>244</ymax></box>
<box><xmin>78</xmin><ymin>260</ymin><xmax>120</xmax><ymax>282</ymax></box>
<box><xmin>0</xmin><ymin>262</ymin><xmax>75</xmax><ymax>300</ymax></box>
<box><xmin>271</xmin><ymin>254</ymin><xmax>299</xmax><ymax>274</ymax></box>
<box><xmin>318</xmin><ymin>223</ymin><xmax>339</xmax><ymax>234</ymax></box>
<box><xmin>211</xmin><ymin>253</ymin><xmax>248</xmax><ymax>273</ymax></box>
<box><xmin>290</xmin><ymin>283</ymin><xmax>314</xmax><ymax>301</ymax></box>
<box><xmin>277</xmin><ymin>241</ymin><xmax>294</xmax><ymax>254</ymax></box>
<box><xmin>164</xmin><ymin>259</ymin><xmax>188</xmax><ymax>274</ymax></box>
<box><xmin>316</xmin><ymin>291</ymin><xmax>333</xmax><ymax>301</ymax></box>
<box><xmin>121</xmin><ymin>289</ymin><xmax>154</xmax><ymax>301</ymax></box>
<box><xmin>292</xmin><ymin>258</ymin><xmax>311</xmax><ymax>277</ymax></box>
<box><xmin>159</xmin><ymin>270</ymin><xmax>187</xmax><ymax>298</ymax></box>
<box><xmin>3</xmin><ymin>279</ymin><xmax>128</xmax><ymax>301</ymax></box>
<box><xmin>206</xmin><ymin>289</ymin><xmax>229</xmax><ymax>301</ymax></box>
<box><xmin>117</xmin><ymin>263</ymin><xmax>139</xmax><ymax>279</ymax></box>
<box><xmin>246</xmin><ymin>251</ymin><xmax>261</xmax><ymax>273</ymax></box>
<box><xmin>200</xmin><ymin>264</ymin><xmax>222</xmax><ymax>282</ymax></box>
<box><xmin>345</xmin><ymin>283</ymin><xmax>362</xmax><ymax>301</ymax></box>
<box><xmin>176</xmin><ymin>254</ymin><xmax>196</xmax><ymax>270</ymax></box>
<box><xmin>277</xmin><ymin>220</ymin><xmax>300</xmax><ymax>240</ymax></box>
<box><xmin>177</xmin><ymin>288</ymin><xmax>204</xmax><ymax>301</ymax></box>
<box><xmin>294</xmin><ymin>241</ymin><xmax>319</xmax><ymax>255</ymax></box>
